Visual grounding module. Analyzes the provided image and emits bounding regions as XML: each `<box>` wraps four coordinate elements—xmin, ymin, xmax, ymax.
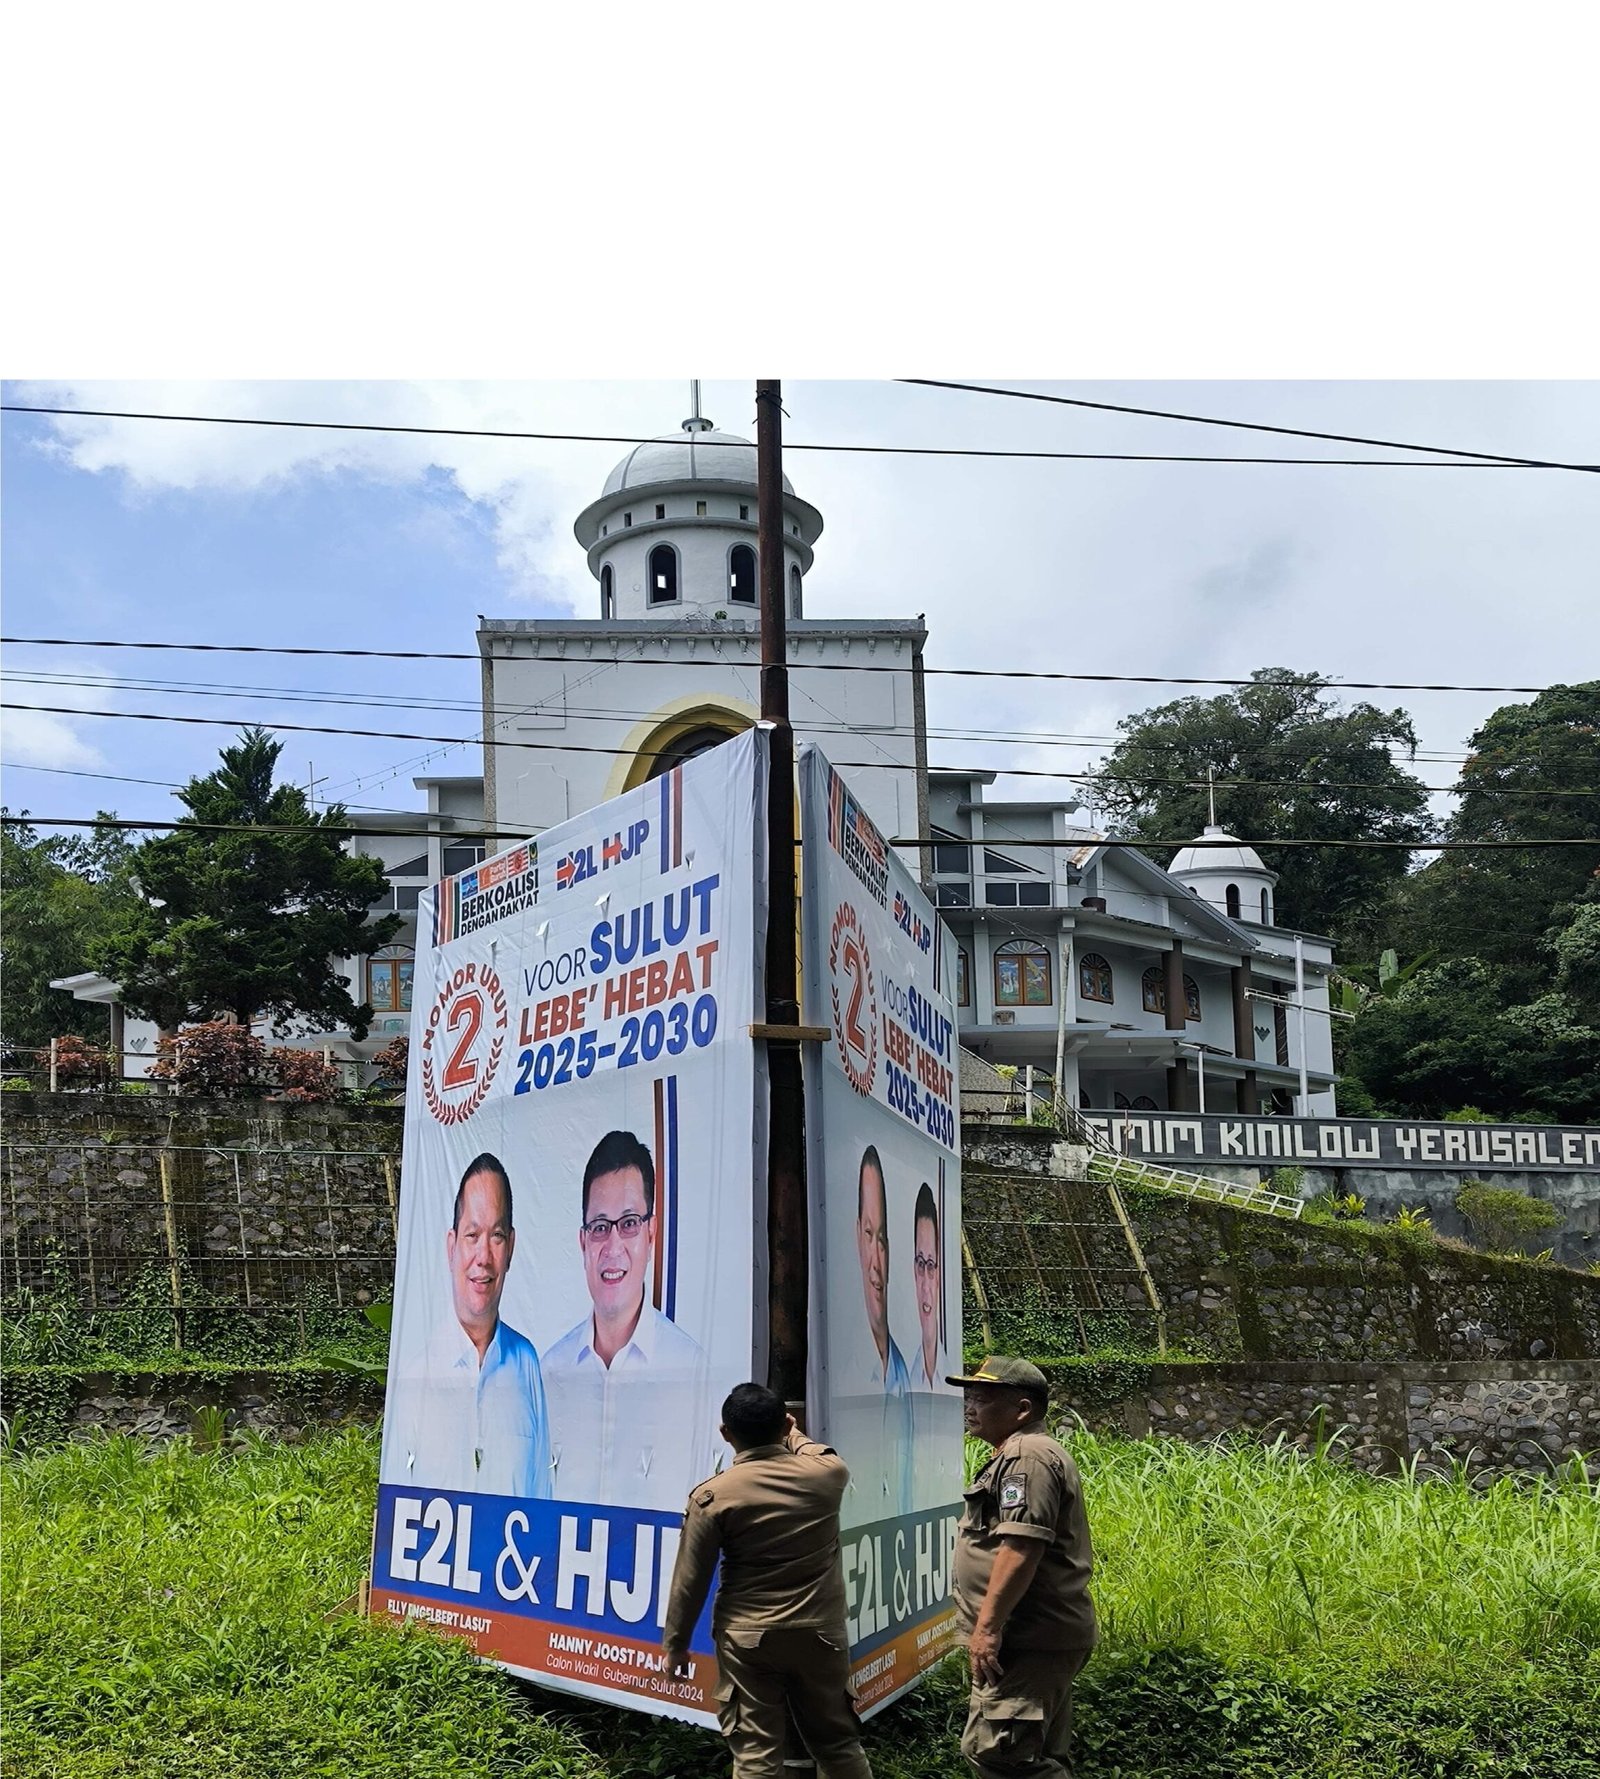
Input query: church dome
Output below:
<box><xmin>1167</xmin><ymin>825</ymin><xmax>1274</xmax><ymax>879</ymax></box>
<box><xmin>601</xmin><ymin>427</ymin><xmax>793</xmax><ymax>497</ymax></box>
<box><xmin>1167</xmin><ymin>824</ymin><xmax>1278</xmax><ymax>925</ymax></box>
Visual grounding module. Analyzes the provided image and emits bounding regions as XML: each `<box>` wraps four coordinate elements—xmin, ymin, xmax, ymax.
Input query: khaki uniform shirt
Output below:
<box><xmin>954</xmin><ymin>1428</ymin><xmax>1097</xmax><ymax>1653</ymax></box>
<box><xmin>663</xmin><ymin>1427</ymin><xmax>851</xmax><ymax>1650</ymax></box>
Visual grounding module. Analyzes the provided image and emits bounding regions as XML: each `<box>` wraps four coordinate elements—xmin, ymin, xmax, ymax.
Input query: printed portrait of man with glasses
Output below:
<box><xmin>542</xmin><ymin>1128</ymin><xmax>717</xmax><ymax>1510</ymax></box>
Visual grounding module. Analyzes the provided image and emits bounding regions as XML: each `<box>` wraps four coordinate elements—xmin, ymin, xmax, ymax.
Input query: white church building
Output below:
<box><xmin>56</xmin><ymin>398</ymin><xmax>1337</xmax><ymax>1114</ymax></box>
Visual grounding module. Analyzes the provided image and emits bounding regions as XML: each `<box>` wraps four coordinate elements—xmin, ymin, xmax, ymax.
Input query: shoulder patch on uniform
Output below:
<box><xmin>1000</xmin><ymin>1478</ymin><xmax>1026</xmax><ymax>1508</ymax></box>
<box><xmin>693</xmin><ymin>1487</ymin><xmax>716</xmax><ymax>1509</ymax></box>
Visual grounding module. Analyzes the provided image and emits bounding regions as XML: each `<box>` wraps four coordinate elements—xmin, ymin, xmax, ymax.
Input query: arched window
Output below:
<box><xmin>728</xmin><ymin>544</ymin><xmax>757</xmax><ymax>604</ymax></box>
<box><xmin>648</xmin><ymin>544</ymin><xmax>679</xmax><ymax>605</ymax></box>
<box><xmin>1131</xmin><ymin>1094</ymin><xmax>1158</xmax><ymax>1111</ymax></box>
<box><xmin>1184</xmin><ymin>973</ymin><xmax>1201</xmax><ymax>1021</ymax></box>
<box><xmin>366</xmin><ymin>947</ymin><xmax>414</xmax><ymax>1012</ymax></box>
<box><xmin>1260</xmin><ymin>887</ymin><xmax>1270</xmax><ymax>924</ymax></box>
<box><xmin>1141</xmin><ymin>967</ymin><xmax>1165</xmax><ymax>1014</ymax></box>
<box><xmin>1114</xmin><ymin>1092</ymin><xmax>1131</xmax><ymax>1110</ymax></box>
<box><xmin>600</xmin><ymin>563</ymin><xmax>615</xmax><ymax>619</ymax></box>
<box><xmin>789</xmin><ymin>563</ymin><xmax>803</xmax><ymax>617</ymax></box>
<box><xmin>645</xmin><ymin>723</ymin><xmax>740</xmax><ymax>781</ymax></box>
<box><xmin>956</xmin><ymin>948</ymin><xmax>971</xmax><ymax>1007</ymax></box>
<box><xmin>1078</xmin><ymin>951</ymin><xmax>1113</xmax><ymax>1005</ymax></box>
<box><xmin>1225</xmin><ymin>882</ymin><xmax>1241</xmax><ymax>919</ymax></box>
<box><xmin>995</xmin><ymin>939</ymin><xmax>1051</xmax><ymax>1007</ymax></box>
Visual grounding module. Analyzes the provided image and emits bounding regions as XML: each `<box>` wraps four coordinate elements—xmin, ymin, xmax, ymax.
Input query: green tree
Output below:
<box><xmin>1396</xmin><ymin>681</ymin><xmax>1600</xmax><ymax>999</ymax></box>
<box><xmin>91</xmin><ymin>729</ymin><xmax>399</xmax><ymax>1036</ymax></box>
<box><xmin>1092</xmin><ymin>669</ymin><xmax>1433</xmax><ymax>948</ymax></box>
<box><xmin>0</xmin><ymin>813</ymin><xmax>141</xmax><ymax>1051</ymax></box>
<box><xmin>1340</xmin><ymin>958</ymin><xmax>1600</xmax><ymax>1123</ymax></box>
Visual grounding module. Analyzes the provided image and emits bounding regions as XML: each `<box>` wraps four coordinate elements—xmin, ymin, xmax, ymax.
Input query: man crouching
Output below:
<box><xmin>663</xmin><ymin>1382</ymin><xmax>872</xmax><ymax>1779</ymax></box>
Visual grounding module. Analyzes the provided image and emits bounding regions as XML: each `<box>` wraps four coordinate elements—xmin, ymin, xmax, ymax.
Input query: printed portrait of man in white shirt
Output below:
<box><xmin>542</xmin><ymin>1129</ymin><xmax>717</xmax><ymax>1511</ymax></box>
<box><xmin>382</xmin><ymin>1152</ymin><xmax>552</xmax><ymax>1498</ymax></box>
<box><xmin>856</xmin><ymin>1143</ymin><xmax>914</xmax><ymax>1519</ymax></box>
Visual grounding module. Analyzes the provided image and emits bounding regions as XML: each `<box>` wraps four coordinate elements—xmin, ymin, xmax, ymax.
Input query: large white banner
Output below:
<box><xmin>799</xmin><ymin>743</ymin><xmax>964</xmax><ymax>1716</ymax></box>
<box><xmin>371</xmin><ymin>732</ymin><xmax>768</xmax><ymax>1727</ymax></box>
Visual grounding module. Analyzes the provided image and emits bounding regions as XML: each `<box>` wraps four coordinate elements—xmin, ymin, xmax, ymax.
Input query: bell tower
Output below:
<box><xmin>573</xmin><ymin>390</ymin><xmax>823</xmax><ymax>623</ymax></box>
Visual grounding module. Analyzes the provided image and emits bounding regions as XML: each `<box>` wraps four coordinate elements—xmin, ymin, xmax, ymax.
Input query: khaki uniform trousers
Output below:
<box><xmin>961</xmin><ymin>1647</ymin><xmax>1092</xmax><ymax>1779</ymax></box>
<box><xmin>713</xmin><ymin>1625</ymin><xmax>872</xmax><ymax>1779</ymax></box>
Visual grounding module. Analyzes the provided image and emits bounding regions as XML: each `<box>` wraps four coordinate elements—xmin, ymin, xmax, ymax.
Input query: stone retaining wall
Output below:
<box><xmin>1</xmin><ymin>1094</ymin><xmax>403</xmax><ymax>1309</ymax></box>
<box><xmin>963</xmin><ymin>1127</ymin><xmax>1600</xmax><ymax>1365</ymax></box>
<box><xmin>1043</xmin><ymin>1359</ymin><xmax>1600</xmax><ymax>1480</ymax></box>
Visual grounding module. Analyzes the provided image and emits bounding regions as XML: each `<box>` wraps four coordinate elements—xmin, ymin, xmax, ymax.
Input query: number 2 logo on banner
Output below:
<box><xmin>422</xmin><ymin>962</ymin><xmax>509</xmax><ymax>1125</ymax></box>
<box><xmin>828</xmin><ymin>900</ymin><xmax>878</xmax><ymax>1095</ymax></box>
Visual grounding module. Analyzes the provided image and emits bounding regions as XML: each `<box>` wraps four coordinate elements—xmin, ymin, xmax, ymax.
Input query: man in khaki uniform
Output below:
<box><xmin>663</xmin><ymin>1381</ymin><xmax>873</xmax><ymax>1779</ymax></box>
<box><xmin>947</xmin><ymin>1357</ymin><xmax>1097</xmax><ymax>1779</ymax></box>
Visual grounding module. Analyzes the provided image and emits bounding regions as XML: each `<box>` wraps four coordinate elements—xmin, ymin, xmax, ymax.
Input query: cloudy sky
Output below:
<box><xmin>3</xmin><ymin>378</ymin><xmax>1596</xmax><ymax>838</ymax></box>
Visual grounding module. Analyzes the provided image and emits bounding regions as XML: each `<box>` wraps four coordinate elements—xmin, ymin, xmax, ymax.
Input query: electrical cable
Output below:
<box><xmin>895</xmin><ymin>380</ymin><xmax>1600</xmax><ymax>475</ymax></box>
<box><xmin>6</xmin><ymin>677</ymin><xmax>1587</xmax><ymax>796</ymax></box>
<box><xmin>5</xmin><ymin>813</ymin><xmax>1594</xmax><ymax>850</ymax></box>
<box><xmin>0</xmin><ymin>635</ymin><xmax>1573</xmax><ymax>697</ymax></box>
<box><xmin>5</xmin><ymin>700</ymin><xmax>1591</xmax><ymax>799</ymax></box>
<box><xmin>0</xmin><ymin>401</ymin><xmax>1573</xmax><ymax>469</ymax></box>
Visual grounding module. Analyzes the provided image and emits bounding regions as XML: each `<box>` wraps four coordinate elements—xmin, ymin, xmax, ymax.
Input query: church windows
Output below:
<box><xmin>655</xmin><ymin>503</ymin><xmax>666</xmax><ymax>520</ymax></box>
<box><xmin>600</xmin><ymin>564</ymin><xmax>615</xmax><ymax>619</ymax></box>
<box><xmin>729</xmin><ymin>544</ymin><xmax>757</xmax><ymax>604</ymax></box>
<box><xmin>442</xmin><ymin>843</ymin><xmax>485</xmax><ymax>875</ymax></box>
<box><xmin>789</xmin><ymin>564</ymin><xmax>802</xmax><ymax>617</ymax></box>
<box><xmin>624</xmin><ymin>512</ymin><xmax>632</xmax><ymax>527</ymax></box>
<box><xmin>994</xmin><ymin>939</ymin><xmax>1051</xmax><ymax>1007</ymax></box>
<box><xmin>1131</xmin><ymin>1094</ymin><xmax>1158</xmax><ymax>1111</ymax></box>
<box><xmin>648</xmin><ymin>544</ymin><xmax>679</xmax><ymax>605</ymax></box>
<box><xmin>367</xmin><ymin>948</ymin><xmax>415</xmax><ymax>1013</ymax></box>
<box><xmin>1078</xmin><ymin>952</ymin><xmax>1113</xmax><ymax>1004</ymax></box>
<box><xmin>1260</xmin><ymin>887</ymin><xmax>1270</xmax><ymax>923</ymax></box>
<box><xmin>740</xmin><ymin>504</ymin><xmax>749</xmax><ymax>520</ymax></box>
<box><xmin>957</xmin><ymin>948</ymin><xmax>971</xmax><ymax>1007</ymax></box>
<box><xmin>696</xmin><ymin>500</ymin><xmax>707</xmax><ymax>517</ymax></box>
<box><xmin>1141</xmin><ymin>968</ymin><xmax>1200</xmax><ymax>1021</ymax></box>
<box><xmin>1225</xmin><ymin>883</ymin><xmax>1241</xmax><ymax>919</ymax></box>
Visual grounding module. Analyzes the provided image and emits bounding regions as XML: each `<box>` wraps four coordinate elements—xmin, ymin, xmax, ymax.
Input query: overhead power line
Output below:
<box><xmin>5</xmin><ymin>813</ymin><xmax>1594</xmax><ymax>851</ymax></box>
<box><xmin>0</xmin><ymin>636</ymin><xmax>1568</xmax><ymax>697</ymax></box>
<box><xmin>4</xmin><ymin>674</ymin><xmax>1592</xmax><ymax>796</ymax></box>
<box><xmin>0</xmin><ymin>402</ymin><xmax>1571</xmax><ymax>469</ymax></box>
<box><xmin>896</xmin><ymin>380</ymin><xmax>1600</xmax><ymax>476</ymax></box>
<box><xmin>4</xmin><ymin>704</ymin><xmax>1593</xmax><ymax>817</ymax></box>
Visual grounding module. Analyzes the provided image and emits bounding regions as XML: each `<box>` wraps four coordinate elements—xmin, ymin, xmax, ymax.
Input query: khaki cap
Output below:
<box><xmin>945</xmin><ymin>1355</ymin><xmax>1050</xmax><ymax>1397</ymax></box>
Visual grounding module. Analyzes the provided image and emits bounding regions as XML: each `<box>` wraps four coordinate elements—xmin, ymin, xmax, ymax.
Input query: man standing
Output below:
<box><xmin>381</xmin><ymin>1151</ymin><xmax>551</xmax><ymax>1497</ymax></box>
<box><xmin>542</xmin><ymin>1129</ymin><xmax>714</xmax><ymax>1509</ymax></box>
<box><xmin>946</xmin><ymin>1357</ymin><xmax>1097</xmax><ymax>1779</ymax></box>
<box><xmin>663</xmin><ymin>1383</ymin><xmax>873</xmax><ymax>1779</ymax></box>
<box><xmin>855</xmin><ymin>1145</ymin><xmax>913</xmax><ymax>1516</ymax></box>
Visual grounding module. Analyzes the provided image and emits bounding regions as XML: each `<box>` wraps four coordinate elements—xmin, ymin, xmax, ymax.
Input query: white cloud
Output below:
<box><xmin>2</xmin><ymin>709</ymin><xmax>107</xmax><ymax>771</ymax></box>
<box><xmin>10</xmin><ymin>378</ymin><xmax>656</xmax><ymax>610</ymax></box>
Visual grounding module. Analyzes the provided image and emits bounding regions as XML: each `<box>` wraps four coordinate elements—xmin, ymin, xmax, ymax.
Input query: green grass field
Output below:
<box><xmin>2</xmin><ymin>1426</ymin><xmax>1596</xmax><ymax>1778</ymax></box>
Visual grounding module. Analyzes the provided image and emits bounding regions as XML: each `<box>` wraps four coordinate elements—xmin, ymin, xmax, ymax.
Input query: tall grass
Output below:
<box><xmin>1065</xmin><ymin>1428</ymin><xmax>1600</xmax><ymax>1683</ymax></box>
<box><xmin>3</xmin><ymin>1426</ymin><xmax>1596</xmax><ymax>1778</ymax></box>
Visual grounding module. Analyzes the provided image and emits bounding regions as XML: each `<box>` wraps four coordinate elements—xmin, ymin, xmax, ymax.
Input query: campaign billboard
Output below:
<box><xmin>799</xmin><ymin>744</ymin><xmax>964</xmax><ymax>1716</ymax></box>
<box><xmin>371</xmin><ymin>731</ymin><xmax>768</xmax><ymax>1726</ymax></box>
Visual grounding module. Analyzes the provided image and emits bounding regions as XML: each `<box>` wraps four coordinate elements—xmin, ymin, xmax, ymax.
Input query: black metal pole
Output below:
<box><xmin>757</xmin><ymin>379</ymin><xmax>807</xmax><ymax>1409</ymax></box>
